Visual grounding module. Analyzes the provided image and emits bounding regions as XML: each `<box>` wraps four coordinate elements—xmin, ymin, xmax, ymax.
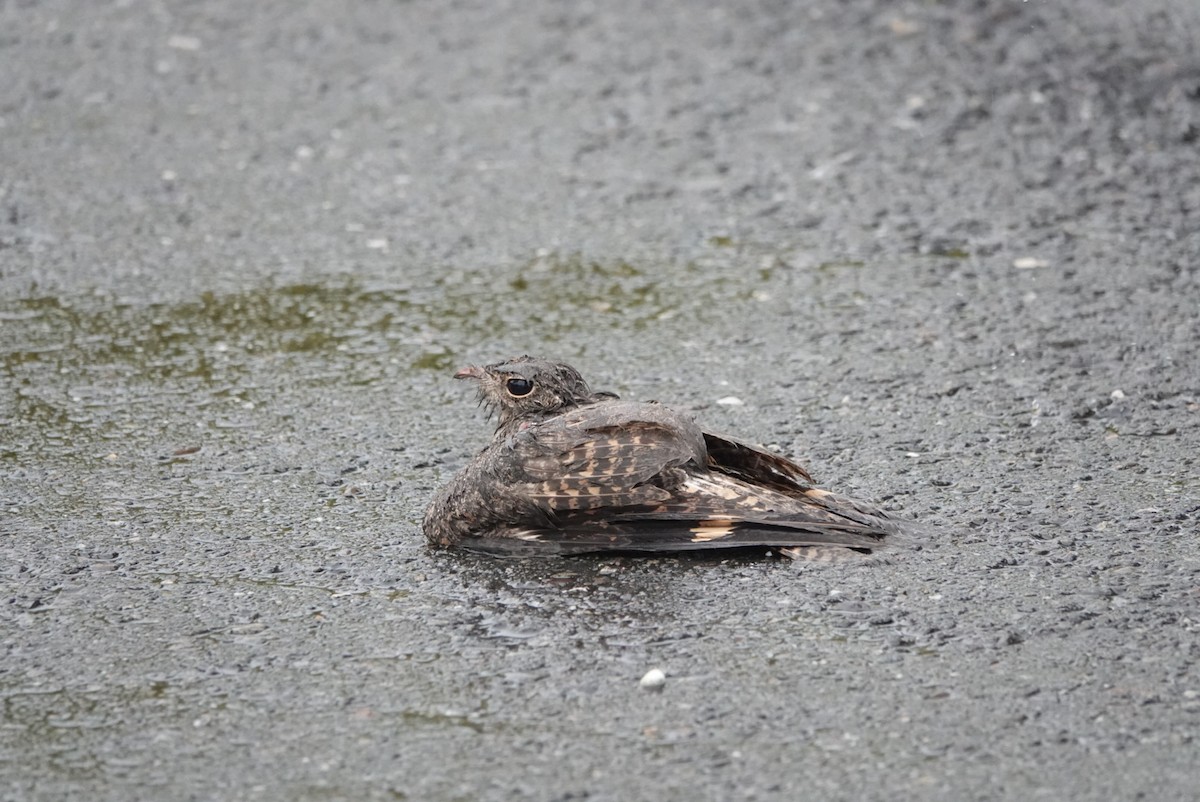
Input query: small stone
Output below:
<box><xmin>639</xmin><ymin>668</ymin><xmax>666</xmax><ymax>690</ymax></box>
<box><xmin>716</xmin><ymin>396</ymin><xmax>744</xmax><ymax>406</ymax></box>
<box><xmin>167</xmin><ymin>34</ymin><xmax>202</xmax><ymax>51</ymax></box>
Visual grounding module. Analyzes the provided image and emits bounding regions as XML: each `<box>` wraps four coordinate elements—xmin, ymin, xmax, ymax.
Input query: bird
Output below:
<box><xmin>422</xmin><ymin>356</ymin><xmax>910</xmax><ymax>559</ymax></box>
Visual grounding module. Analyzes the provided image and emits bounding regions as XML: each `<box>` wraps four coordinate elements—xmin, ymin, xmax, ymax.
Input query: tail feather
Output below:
<box><xmin>460</xmin><ymin>519</ymin><xmax>885</xmax><ymax>557</ymax></box>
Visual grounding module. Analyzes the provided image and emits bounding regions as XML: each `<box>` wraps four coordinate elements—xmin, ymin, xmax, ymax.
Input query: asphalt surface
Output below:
<box><xmin>3</xmin><ymin>1</ymin><xmax>1199</xmax><ymax>800</ymax></box>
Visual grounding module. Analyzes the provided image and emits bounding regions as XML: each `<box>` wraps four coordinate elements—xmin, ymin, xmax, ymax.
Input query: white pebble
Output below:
<box><xmin>1013</xmin><ymin>256</ymin><xmax>1049</xmax><ymax>269</ymax></box>
<box><xmin>716</xmin><ymin>396</ymin><xmax>744</xmax><ymax>406</ymax></box>
<box><xmin>167</xmin><ymin>34</ymin><xmax>202</xmax><ymax>51</ymax></box>
<box><xmin>639</xmin><ymin>668</ymin><xmax>666</xmax><ymax>690</ymax></box>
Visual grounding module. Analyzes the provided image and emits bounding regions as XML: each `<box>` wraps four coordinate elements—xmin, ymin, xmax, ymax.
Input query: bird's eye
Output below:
<box><xmin>505</xmin><ymin>377</ymin><xmax>534</xmax><ymax>397</ymax></box>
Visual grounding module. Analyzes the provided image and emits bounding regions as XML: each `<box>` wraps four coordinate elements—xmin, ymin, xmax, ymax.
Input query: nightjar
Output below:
<box><xmin>422</xmin><ymin>356</ymin><xmax>910</xmax><ymax>559</ymax></box>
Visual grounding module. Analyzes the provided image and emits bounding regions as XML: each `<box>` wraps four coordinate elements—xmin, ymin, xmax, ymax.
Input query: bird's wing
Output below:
<box><xmin>458</xmin><ymin>402</ymin><xmax>910</xmax><ymax>559</ymax></box>
<box><xmin>509</xmin><ymin>402</ymin><xmax>707</xmax><ymax>513</ymax></box>
<box><xmin>700</xmin><ymin>430</ymin><xmax>908</xmax><ymax>528</ymax></box>
<box><xmin>470</xmin><ymin>472</ymin><xmax>900</xmax><ymax>555</ymax></box>
<box><xmin>702</xmin><ymin>430</ymin><xmax>814</xmax><ymax>491</ymax></box>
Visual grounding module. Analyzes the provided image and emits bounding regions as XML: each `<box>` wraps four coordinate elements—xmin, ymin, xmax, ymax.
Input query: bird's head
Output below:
<box><xmin>452</xmin><ymin>356</ymin><xmax>616</xmax><ymax>432</ymax></box>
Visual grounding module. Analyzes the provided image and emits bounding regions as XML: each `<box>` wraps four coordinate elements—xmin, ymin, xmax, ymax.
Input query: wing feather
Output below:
<box><xmin>508</xmin><ymin>405</ymin><xmax>707</xmax><ymax>516</ymax></box>
<box><xmin>703</xmin><ymin>431</ymin><xmax>814</xmax><ymax>490</ymax></box>
<box><xmin>459</xmin><ymin>400</ymin><xmax>909</xmax><ymax>559</ymax></box>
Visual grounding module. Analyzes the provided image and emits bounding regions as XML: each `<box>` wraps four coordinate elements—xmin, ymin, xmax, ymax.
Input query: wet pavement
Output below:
<box><xmin>3</xmin><ymin>1</ymin><xmax>1199</xmax><ymax>800</ymax></box>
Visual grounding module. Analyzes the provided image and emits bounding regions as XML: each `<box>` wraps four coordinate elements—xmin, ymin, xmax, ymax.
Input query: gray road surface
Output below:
<box><xmin>2</xmin><ymin>1</ymin><xmax>1199</xmax><ymax>800</ymax></box>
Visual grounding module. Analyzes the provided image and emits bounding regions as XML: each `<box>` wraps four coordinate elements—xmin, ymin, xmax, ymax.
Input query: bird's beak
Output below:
<box><xmin>453</xmin><ymin>365</ymin><xmax>485</xmax><ymax>381</ymax></box>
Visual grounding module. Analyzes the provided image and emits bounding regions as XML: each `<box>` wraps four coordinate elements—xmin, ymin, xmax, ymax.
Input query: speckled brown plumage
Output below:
<box><xmin>422</xmin><ymin>356</ymin><xmax>909</xmax><ymax>558</ymax></box>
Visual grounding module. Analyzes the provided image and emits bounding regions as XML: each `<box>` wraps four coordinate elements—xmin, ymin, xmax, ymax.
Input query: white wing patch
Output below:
<box><xmin>690</xmin><ymin>518</ymin><xmax>737</xmax><ymax>542</ymax></box>
<box><xmin>512</xmin><ymin>530</ymin><xmax>543</xmax><ymax>541</ymax></box>
<box><xmin>682</xmin><ymin>475</ymin><xmax>743</xmax><ymax>501</ymax></box>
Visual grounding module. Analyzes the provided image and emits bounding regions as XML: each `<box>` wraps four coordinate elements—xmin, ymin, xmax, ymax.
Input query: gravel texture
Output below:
<box><xmin>2</xmin><ymin>2</ymin><xmax>1198</xmax><ymax>800</ymax></box>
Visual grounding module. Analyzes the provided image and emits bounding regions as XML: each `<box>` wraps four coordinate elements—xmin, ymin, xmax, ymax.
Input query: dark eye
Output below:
<box><xmin>505</xmin><ymin>377</ymin><xmax>534</xmax><ymax>397</ymax></box>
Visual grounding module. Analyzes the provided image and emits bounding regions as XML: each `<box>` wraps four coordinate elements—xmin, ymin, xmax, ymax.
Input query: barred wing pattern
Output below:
<box><xmin>455</xmin><ymin>402</ymin><xmax>902</xmax><ymax>557</ymax></box>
